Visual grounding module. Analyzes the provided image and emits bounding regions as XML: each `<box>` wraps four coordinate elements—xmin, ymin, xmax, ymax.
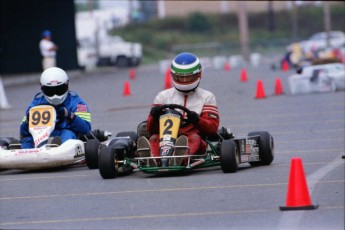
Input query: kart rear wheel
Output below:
<box><xmin>248</xmin><ymin>131</ymin><xmax>274</xmax><ymax>166</ymax></box>
<box><xmin>99</xmin><ymin>145</ymin><xmax>118</xmax><ymax>179</ymax></box>
<box><xmin>220</xmin><ymin>139</ymin><xmax>239</xmax><ymax>173</ymax></box>
<box><xmin>85</xmin><ymin>139</ymin><xmax>100</xmax><ymax>169</ymax></box>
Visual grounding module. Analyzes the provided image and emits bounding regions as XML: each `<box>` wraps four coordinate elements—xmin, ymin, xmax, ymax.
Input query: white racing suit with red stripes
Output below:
<box><xmin>147</xmin><ymin>87</ymin><xmax>220</xmax><ymax>157</ymax></box>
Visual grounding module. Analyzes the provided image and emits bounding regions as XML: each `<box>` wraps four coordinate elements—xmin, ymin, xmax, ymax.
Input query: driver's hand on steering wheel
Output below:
<box><xmin>56</xmin><ymin>107</ymin><xmax>75</xmax><ymax>121</ymax></box>
<box><xmin>187</xmin><ymin>111</ymin><xmax>200</xmax><ymax>124</ymax></box>
<box><xmin>150</xmin><ymin>105</ymin><xmax>162</xmax><ymax>120</ymax></box>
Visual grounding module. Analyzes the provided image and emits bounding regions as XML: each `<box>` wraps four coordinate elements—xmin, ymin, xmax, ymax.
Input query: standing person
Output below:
<box><xmin>20</xmin><ymin>67</ymin><xmax>91</xmax><ymax>149</ymax></box>
<box><xmin>137</xmin><ymin>52</ymin><xmax>220</xmax><ymax>166</ymax></box>
<box><xmin>39</xmin><ymin>30</ymin><xmax>58</xmax><ymax>70</ymax></box>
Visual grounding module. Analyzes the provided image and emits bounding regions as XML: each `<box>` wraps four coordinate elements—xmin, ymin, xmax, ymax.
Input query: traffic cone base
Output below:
<box><xmin>280</xmin><ymin>204</ymin><xmax>318</xmax><ymax>211</ymax></box>
<box><xmin>280</xmin><ymin>157</ymin><xmax>318</xmax><ymax>211</ymax></box>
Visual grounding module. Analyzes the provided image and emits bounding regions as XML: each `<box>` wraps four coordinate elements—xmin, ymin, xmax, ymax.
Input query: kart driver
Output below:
<box><xmin>138</xmin><ymin>52</ymin><xmax>220</xmax><ymax>166</ymax></box>
<box><xmin>19</xmin><ymin>67</ymin><xmax>91</xmax><ymax>148</ymax></box>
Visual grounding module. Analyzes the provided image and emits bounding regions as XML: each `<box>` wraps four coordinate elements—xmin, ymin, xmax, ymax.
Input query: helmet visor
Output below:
<box><xmin>41</xmin><ymin>83</ymin><xmax>68</xmax><ymax>97</ymax></box>
<box><xmin>172</xmin><ymin>72</ymin><xmax>200</xmax><ymax>84</ymax></box>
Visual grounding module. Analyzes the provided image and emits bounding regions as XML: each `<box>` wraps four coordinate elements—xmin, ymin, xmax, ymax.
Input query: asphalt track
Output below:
<box><xmin>0</xmin><ymin>58</ymin><xmax>344</xmax><ymax>230</ymax></box>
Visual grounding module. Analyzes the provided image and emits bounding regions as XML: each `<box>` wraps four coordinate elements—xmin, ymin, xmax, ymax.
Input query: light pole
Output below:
<box><xmin>237</xmin><ymin>1</ymin><xmax>250</xmax><ymax>63</ymax></box>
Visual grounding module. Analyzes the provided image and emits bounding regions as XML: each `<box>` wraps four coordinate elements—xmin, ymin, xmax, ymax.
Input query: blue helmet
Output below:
<box><xmin>171</xmin><ymin>52</ymin><xmax>202</xmax><ymax>93</ymax></box>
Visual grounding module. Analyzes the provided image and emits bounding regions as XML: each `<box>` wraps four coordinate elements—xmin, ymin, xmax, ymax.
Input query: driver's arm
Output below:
<box><xmin>69</xmin><ymin>102</ymin><xmax>91</xmax><ymax>135</ymax></box>
<box><xmin>193</xmin><ymin>94</ymin><xmax>220</xmax><ymax>136</ymax></box>
<box><xmin>147</xmin><ymin>103</ymin><xmax>161</xmax><ymax>135</ymax></box>
<box><xmin>195</xmin><ymin>105</ymin><xmax>220</xmax><ymax>136</ymax></box>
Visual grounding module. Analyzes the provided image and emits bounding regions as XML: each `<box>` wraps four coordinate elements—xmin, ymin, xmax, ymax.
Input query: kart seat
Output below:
<box><xmin>137</xmin><ymin>121</ymin><xmax>150</xmax><ymax>139</ymax></box>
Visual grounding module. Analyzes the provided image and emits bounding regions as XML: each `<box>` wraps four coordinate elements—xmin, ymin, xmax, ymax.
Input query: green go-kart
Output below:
<box><xmin>94</xmin><ymin>104</ymin><xmax>274</xmax><ymax>179</ymax></box>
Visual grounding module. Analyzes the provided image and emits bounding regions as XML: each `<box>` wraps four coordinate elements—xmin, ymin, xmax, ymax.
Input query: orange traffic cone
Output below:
<box><xmin>224</xmin><ymin>62</ymin><xmax>231</xmax><ymax>71</ymax></box>
<box><xmin>240</xmin><ymin>68</ymin><xmax>248</xmax><ymax>82</ymax></box>
<box><xmin>280</xmin><ymin>158</ymin><xmax>318</xmax><ymax>211</ymax></box>
<box><xmin>164</xmin><ymin>68</ymin><xmax>172</xmax><ymax>89</ymax></box>
<box><xmin>255</xmin><ymin>80</ymin><xmax>266</xmax><ymax>99</ymax></box>
<box><xmin>282</xmin><ymin>60</ymin><xmax>289</xmax><ymax>72</ymax></box>
<box><xmin>123</xmin><ymin>81</ymin><xmax>131</xmax><ymax>96</ymax></box>
<box><xmin>129</xmin><ymin>68</ymin><xmax>136</xmax><ymax>80</ymax></box>
<box><xmin>274</xmin><ymin>78</ymin><xmax>284</xmax><ymax>95</ymax></box>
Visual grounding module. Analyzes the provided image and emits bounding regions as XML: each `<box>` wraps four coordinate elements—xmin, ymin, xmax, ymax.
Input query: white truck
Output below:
<box><xmin>95</xmin><ymin>35</ymin><xmax>142</xmax><ymax>67</ymax></box>
<box><xmin>76</xmin><ymin>9</ymin><xmax>142</xmax><ymax>69</ymax></box>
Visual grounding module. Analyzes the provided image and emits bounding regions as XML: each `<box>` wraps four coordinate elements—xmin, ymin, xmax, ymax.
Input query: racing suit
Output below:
<box><xmin>20</xmin><ymin>92</ymin><xmax>91</xmax><ymax>148</ymax></box>
<box><xmin>147</xmin><ymin>87</ymin><xmax>220</xmax><ymax>157</ymax></box>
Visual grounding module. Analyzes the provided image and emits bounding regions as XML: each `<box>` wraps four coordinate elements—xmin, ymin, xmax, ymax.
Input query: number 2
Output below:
<box><xmin>163</xmin><ymin>119</ymin><xmax>173</xmax><ymax>135</ymax></box>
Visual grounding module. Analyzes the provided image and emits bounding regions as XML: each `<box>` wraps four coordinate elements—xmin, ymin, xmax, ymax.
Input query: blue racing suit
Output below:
<box><xmin>20</xmin><ymin>91</ymin><xmax>91</xmax><ymax>148</ymax></box>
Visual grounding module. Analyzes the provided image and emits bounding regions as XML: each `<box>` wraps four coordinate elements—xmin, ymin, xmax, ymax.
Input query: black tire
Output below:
<box><xmin>99</xmin><ymin>145</ymin><xmax>118</xmax><ymax>179</ymax></box>
<box><xmin>116</xmin><ymin>56</ymin><xmax>129</xmax><ymax>67</ymax></box>
<box><xmin>248</xmin><ymin>131</ymin><xmax>274</xmax><ymax>166</ymax></box>
<box><xmin>85</xmin><ymin>139</ymin><xmax>100</xmax><ymax>169</ymax></box>
<box><xmin>116</xmin><ymin>131</ymin><xmax>138</xmax><ymax>142</ymax></box>
<box><xmin>220</xmin><ymin>139</ymin><xmax>239</xmax><ymax>173</ymax></box>
<box><xmin>131</xmin><ymin>58</ymin><xmax>140</xmax><ymax>67</ymax></box>
<box><xmin>97</xmin><ymin>57</ymin><xmax>111</xmax><ymax>66</ymax></box>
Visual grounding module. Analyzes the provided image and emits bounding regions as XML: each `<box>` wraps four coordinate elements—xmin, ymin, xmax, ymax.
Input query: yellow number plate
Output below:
<box><xmin>29</xmin><ymin>105</ymin><xmax>55</xmax><ymax>129</ymax></box>
<box><xmin>159</xmin><ymin>113</ymin><xmax>181</xmax><ymax>140</ymax></box>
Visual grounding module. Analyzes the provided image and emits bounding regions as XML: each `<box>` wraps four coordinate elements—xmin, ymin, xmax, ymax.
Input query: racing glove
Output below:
<box><xmin>150</xmin><ymin>106</ymin><xmax>162</xmax><ymax>120</ymax></box>
<box><xmin>187</xmin><ymin>111</ymin><xmax>200</xmax><ymax>125</ymax></box>
<box><xmin>56</xmin><ymin>107</ymin><xmax>75</xmax><ymax>121</ymax></box>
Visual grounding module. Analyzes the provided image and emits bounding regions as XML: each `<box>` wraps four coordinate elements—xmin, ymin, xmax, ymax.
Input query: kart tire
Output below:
<box><xmin>99</xmin><ymin>145</ymin><xmax>118</xmax><ymax>179</ymax></box>
<box><xmin>116</xmin><ymin>131</ymin><xmax>138</xmax><ymax>142</ymax></box>
<box><xmin>220</xmin><ymin>139</ymin><xmax>239</xmax><ymax>173</ymax></box>
<box><xmin>248</xmin><ymin>131</ymin><xmax>274</xmax><ymax>166</ymax></box>
<box><xmin>85</xmin><ymin>139</ymin><xmax>100</xmax><ymax>169</ymax></box>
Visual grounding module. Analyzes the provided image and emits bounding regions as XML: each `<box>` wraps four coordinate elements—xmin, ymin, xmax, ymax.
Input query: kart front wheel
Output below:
<box><xmin>99</xmin><ymin>145</ymin><xmax>118</xmax><ymax>179</ymax></box>
<box><xmin>248</xmin><ymin>131</ymin><xmax>274</xmax><ymax>166</ymax></box>
<box><xmin>85</xmin><ymin>139</ymin><xmax>100</xmax><ymax>169</ymax></box>
<box><xmin>220</xmin><ymin>139</ymin><xmax>239</xmax><ymax>173</ymax></box>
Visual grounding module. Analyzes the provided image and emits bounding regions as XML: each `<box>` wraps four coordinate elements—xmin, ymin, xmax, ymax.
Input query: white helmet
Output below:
<box><xmin>171</xmin><ymin>52</ymin><xmax>202</xmax><ymax>93</ymax></box>
<box><xmin>40</xmin><ymin>67</ymin><xmax>69</xmax><ymax>105</ymax></box>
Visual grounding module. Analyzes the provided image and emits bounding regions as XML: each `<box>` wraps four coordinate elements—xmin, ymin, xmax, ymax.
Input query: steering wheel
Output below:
<box><xmin>158</xmin><ymin>104</ymin><xmax>193</xmax><ymax>127</ymax></box>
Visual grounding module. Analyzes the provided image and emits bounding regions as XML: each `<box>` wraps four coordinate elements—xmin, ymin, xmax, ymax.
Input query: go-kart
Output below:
<box><xmin>90</xmin><ymin>104</ymin><xmax>274</xmax><ymax>179</ymax></box>
<box><xmin>288</xmin><ymin>62</ymin><xmax>345</xmax><ymax>95</ymax></box>
<box><xmin>0</xmin><ymin>105</ymin><xmax>110</xmax><ymax>170</ymax></box>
